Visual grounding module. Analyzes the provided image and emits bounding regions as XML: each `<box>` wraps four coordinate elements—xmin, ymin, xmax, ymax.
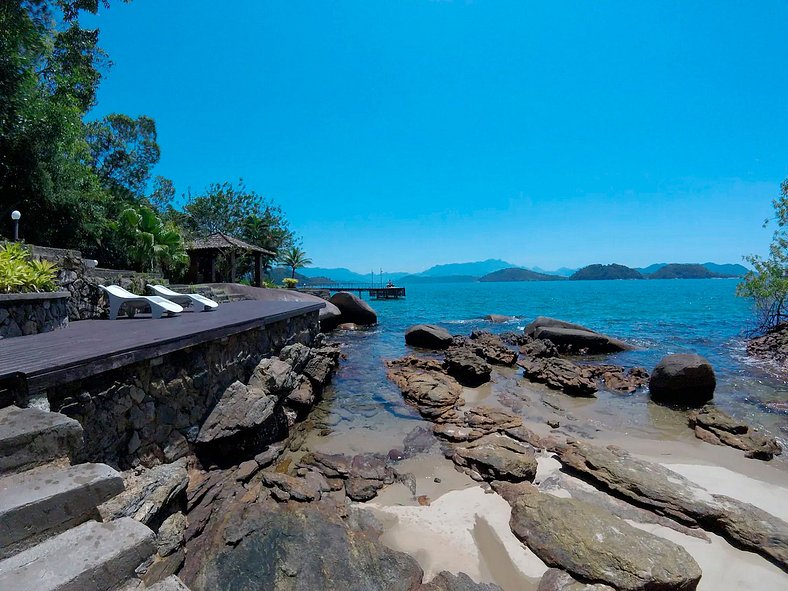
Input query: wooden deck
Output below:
<box><xmin>0</xmin><ymin>300</ymin><xmax>322</xmax><ymax>397</ymax></box>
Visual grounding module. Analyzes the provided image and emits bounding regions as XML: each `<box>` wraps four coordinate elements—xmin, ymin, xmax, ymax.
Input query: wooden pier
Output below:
<box><xmin>304</xmin><ymin>284</ymin><xmax>406</xmax><ymax>299</ymax></box>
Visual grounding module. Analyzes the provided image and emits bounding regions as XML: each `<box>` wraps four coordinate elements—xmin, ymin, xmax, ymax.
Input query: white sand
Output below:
<box><xmin>661</xmin><ymin>463</ymin><xmax>788</xmax><ymax>521</ymax></box>
<box><xmin>628</xmin><ymin>520</ymin><xmax>788</xmax><ymax>591</ymax></box>
<box><xmin>367</xmin><ymin>486</ymin><xmax>546</xmax><ymax>590</ymax></box>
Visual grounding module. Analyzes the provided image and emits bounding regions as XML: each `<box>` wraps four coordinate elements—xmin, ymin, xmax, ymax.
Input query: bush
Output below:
<box><xmin>282</xmin><ymin>277</ymin><xmax>299</xmax><ymax>289</ymax></box>
<box><xmin>0</xmin><ymin>243</ymin><xmax>59</xmax><ymax>293</ymax></box>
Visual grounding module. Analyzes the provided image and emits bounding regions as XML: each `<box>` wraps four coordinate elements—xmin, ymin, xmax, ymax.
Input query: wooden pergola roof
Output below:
<box><xmin>186</xmin><ymin>232</ymin><xmax>275</xmax><ymax>256</ymax></box>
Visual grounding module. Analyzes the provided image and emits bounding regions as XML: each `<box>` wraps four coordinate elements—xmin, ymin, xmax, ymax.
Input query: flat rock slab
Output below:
<box><xmin>419</xmin><ymin>571</ymin><xmax>503</xmax><ymax>590</ymax></box>
<box><xmin>0</xmin><ymin>517</ymin><xmax>155</xmax><ymax>591</ymax></box>
<box><xmin>0</xmin><ymin>406</ymin><xmax>83</xmax><ymax>474</ymax></box>
<box><xmin>196</xmin><ymin>381</ymin><xmax>275</xmax><ymax>444</ymax></box>
<box><xmin>509</xmin><ymin>485</ymin><xmax>702</xmax><ymax>591</ymax></box>
<box><xmin>519</xmin><ymin>357</ymin><xmax>598</xmax><ymax>397</ymax></box>
<box><xmin>0</xmin><ymin>462</ymin><xmax>123</xmax><ymax>558</ymax></box>
<box><xmin>453</xmin><ymin>434</ymin><xmax>537</xmax><ymax>483</ymax></box>
<box><xmin>387</xmin><ymin>356</ymin><xmax>463</xmax><ymax>419</ymax></box>
<box><xmin>688</xmin><ymin>406</ymin><xmax>781</xmax><ymax>460</ymax></box>
<box><xmin>556</xmin><ymin>439</ymin><xmax>788</xmax><ymax>570</ymax></box>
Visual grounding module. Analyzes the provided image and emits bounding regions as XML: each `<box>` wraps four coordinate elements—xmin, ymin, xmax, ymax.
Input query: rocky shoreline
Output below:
<box><xmin>93</xmin><ymin>301</ymin><xmax>787</xmax><ymax>591</ymax></box>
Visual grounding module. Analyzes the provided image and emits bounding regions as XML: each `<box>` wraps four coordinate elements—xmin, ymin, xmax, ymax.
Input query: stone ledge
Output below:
<box><xmin>0</xmin><ymin>291</ymin><xmax>70</xmax><ymax>303</ymax></box>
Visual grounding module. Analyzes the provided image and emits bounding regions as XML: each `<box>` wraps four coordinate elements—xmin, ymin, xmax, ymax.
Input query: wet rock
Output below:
<box><xmin>303</xmin><ymin>451</ymin><xmax>353</xmax><ymax>478</ymax></box>
<box><xmin>254</xmin><ymin>442</ymin><xmax>286</xmax><ymax>468</ymax></box>
<box><xmin>649</xmin><ymin>354</ymin><xmax>715</xmax><ymax>406</ymax></box>
<box><xmin>261</xmin><ymin>471</ymin><xmax>323</xmax><ymax>502</ymax></box>
<box><xmin>302</xmin><ymin>344</ymin><xmax>341</xmax><ymax>387</ymax></box>
<box><xmin>555</xmin><ymin>438</ymin><xmax>788</xmax><ymax>569</ymax></box>
<box><xmin>525</xmin><ymin>317</ymin><xmax>634</xmax><ymax>353</ymax></box>
<box><xmin>508</xmin><ymin>484</ymin><xmax>702</xmax><ymax>591</ymax></box>
<box><xmin>483</xmin><ymin>314</ymin><xmax>514</xmax><ymax>324</ymax></box>
<box><xmin>406</xmin><ymin>324</ymin><xmax>454</xmax><ymax>350</ymax></box>
<box><xmin>329</xmin><ymin>291</ymin><xmax>378</xmax><ymax>325</ymax></box>
<box><xmin>286</xmin><ymin>375</ymin><xmax>315</xmax><ymax>406</ymax></box>
<box><xmin>397</xmin><ymin>472</ymin><xmax>417</xmax><ymax>496</ymax></box>
<box><xmin>404</xmin><ymin>426</ymin><xmax>437</xmax><ymax>456</ymax></box>
<box><xmin>688</xmin><ymin>406</ymin><xmax>782</xmax><ymax>460</ymax></box>
<box><xmin>387</xmin><ymin>356</ymin><xmax>463</xmax><ymax>419</ymax></box>
<box><xmin>188</xmin><ymin>502</ymin><xmax>423</xmax><ymax>591</ymax></box>
<box><xmin>388</xmin><ymin>448</ymin><xmax>405</xmax><ymax>461</ymax></box>
<box><xmin>433</xmin><ymin>423</ymin><xmax>484</xmax><ymax>442</ymax></box>
<box><xmin>346</xmin><ymin>477</ymin><xmax>385</xmax><ymax>501</ymax></box>
<box><xmin>463</xmin><ymin>406</ymin><xmax>523</xmax><ymax>434</ymax></box>
<box><xmin>420</xmin><ymin>571</ymin><xmax>503</xmax><ymax>590</ymax></box>
<box><xmin>453</xmin><ymin>434</ymin><xmax>537</xmax><ymax>482</ymax></box>
<box><xmin>99</xmin><ymin>458</ymin><xmax>188</xmax><ymax>527</ymax></box>
<box><xmin>581</xmin><ymin>365</ymin><xmax>650</xmax><ymax>393</ymax></box>
<box><xmin>278</xmin><ymin>343</ymin><xmax>312</xmax><ymax>373</ymax></box>
<box><xmin>468</xmin><ymin>331</ymin><xmax>518</xmax><ymax>366</ymax></box>
<box><xmin>337</xmin><ymin>322</ymin><xmax>362</xmax><ymax>330</ymax></box>
<box><xmin>537</xmin><ymin>568</ymin><xmax>615</xmax><ymax>591</ymax></box>
<box><xmin>519</xmin><ymin>357</ymin><xmax>597</xmax><ymax>397</ymax></box>
<box><xmin>519</xmin><ymin>338</ymin><xmax>559</xmax><ymax>359</ymax></box>
<box><xmin>444</xmin><ymin>347</ymin><xmax>492</xmax><ymax>387</ymax></box>
<box><xmin>350</xmin><ymin>453</ymin><xmax>394</xmax><ymax>483</ymax></box>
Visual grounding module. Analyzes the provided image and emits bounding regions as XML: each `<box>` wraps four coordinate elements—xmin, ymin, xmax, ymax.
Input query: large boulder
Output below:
<box><xmin>452</xmin><ymin>434</ymin><xmax>537</xmax><ymax>482</ymax></box>
<box><xmin>524</xmin><ymin>317</ymin><xmax>633</xmax><ymax>353</ymax></box>
<box><xmin>649</xmin><ymin>354</ymin><xmax>715</xmax><ymax>406</ymax></box>
<box><xmin>405</xmin><ymin>324</ymin><xmax>453</xmax><ymax>349</ymax></box>
<box><xmin>508</xmin><ymin>485</ymin><xmax>702</xmax><ymax>591</ymax></box>
<box><xmin>329</xmin><ymin>291</ymin><xmax>378</xmax><ymax>325</ymax></box>
<box><xmin>518</xmin><ymin>357</ymin><xmax>597</xmax><ymax>397</ymax></box>
<box><xmin>687</xmin><ymin>406</ymin><xmax>781</xmax><ymax>460</ymax></box>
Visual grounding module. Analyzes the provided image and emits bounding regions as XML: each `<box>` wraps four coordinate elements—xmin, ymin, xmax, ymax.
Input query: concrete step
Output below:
<box><xmin>0</xmin><ymin>517</ymin><xmax>155</xmax><ymax>591</ymax></box>
<box><xmin>146</xmin><ymin>576</ymin><xmax>191</xmax><ymax>590</ymax></box>
<box><xmin>0</xmin><ymin>462</ymin><xmax>125</xmax><ymax>559</ymax></box>
<box><xmin>0</xmin><ymin>406</ymin><xmax>83</xmax><ymax>475</ymax></box>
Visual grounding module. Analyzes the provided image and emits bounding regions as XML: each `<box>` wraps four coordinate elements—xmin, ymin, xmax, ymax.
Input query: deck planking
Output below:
<box><xmin>0</xmin><ymin>300</ymin><xmax>322</xmax><ymax>395</ymax></box>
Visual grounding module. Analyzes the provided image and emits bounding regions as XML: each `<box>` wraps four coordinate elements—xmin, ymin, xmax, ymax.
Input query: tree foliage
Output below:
<box><xmin>279</xmin><ymin>245</ymin><xmax>312</xmax><ymax>279</ymax></box>
<box><xmin>117</xmin><ymin>205</ymin><xmax>188</xmax><ymax>274</ymax></box>
<box><xmin>738</xmin><ymin>178</ymin><xmax>788</xmax><ymax>333</ymax></box>
<box><xmin>173</xmin><ymin>180</ymin><xmax>294</xmax><ymax>256</ymax></box>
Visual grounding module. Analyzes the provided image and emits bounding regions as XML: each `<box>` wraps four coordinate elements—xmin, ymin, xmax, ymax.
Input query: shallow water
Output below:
<box><xmin>308</xmin><ymin>278</ymin><xmax>788</xmax><ymax>457</ymax></box>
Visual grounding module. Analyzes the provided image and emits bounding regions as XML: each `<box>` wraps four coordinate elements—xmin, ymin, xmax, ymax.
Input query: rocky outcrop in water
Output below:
<box><xmin>386</xmin><ymin>356</ymin><xmax>464</xmax><ymax>419</ymax></box>
<box><xmin>506</xmin><ymin>483</ymin><xmax>702</xmax><ymax>591</ymax></box>
<box><xmin>444</xmin><ymin>346</ymin><xmax>493</xmax><ymax>387</ymax></box>
<box><xmin>580</xmin><ymin>365</ymin><xmax>650</xmax><ymax>393</ymax></box>
<box><xmin>688</xmin><ymin>406</ymin><xmax>782</xmax><ymax>460</ymax></box>
<box><xmin>554</xmin><ymin>438</ymin><xmax>788</xmax><ymax>570</ymax></box>
<box><xmin>518</xmin><ymin>357</ymin><xmax>598</xmax><ymax>397</ymax></box>
<box><xmin>524</xmin><ymin>317</ymin><xmax>634</xmax><ymax>354</ymax></box>
<box><xmin>329</xmin><ymin>291</ymin><xmax>378</xmax><ymax>325</ymax></box>
<box><xmin>649</xmin><ymin>354</ymin><xmax>715</xmax><ymax>406</ymax></box>
<box><xmin>467</xmin><ymin>331</ymin><xmax>518</xmax><ymax>366</ymax></box>
<box><xmin>405</xmin><ymin>324</ymin><xmax>454</xmax><ymax>349</ymax></box>
<box><xmin>746</xmin><ymin>324</ymin><xmax>788</xmax><ymax>372</ymax></box>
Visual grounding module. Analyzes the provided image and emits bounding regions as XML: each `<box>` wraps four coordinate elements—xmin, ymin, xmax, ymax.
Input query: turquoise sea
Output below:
<box><xmin>312</xmin><ymin>278</ymin><xmax>788</xmax><ymax>455</ymax></box>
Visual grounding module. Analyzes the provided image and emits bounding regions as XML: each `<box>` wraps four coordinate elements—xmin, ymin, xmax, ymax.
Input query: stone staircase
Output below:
<box><xmin>0</xmin><ymin>405</ymin><xmax>190</xmax><ymax>591</ymax></box>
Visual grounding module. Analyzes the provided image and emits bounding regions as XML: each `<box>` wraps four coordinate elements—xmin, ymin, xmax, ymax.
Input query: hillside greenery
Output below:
<box><xmin>571</xmin><ymin>264</ymin><xmax>643</xmax><ymax>281</ymax></box>
<box><xmin>0</xmin><ymin>1</ymin><xmax>295</xmax><ymax>278</ymax></box>
<box><xmin>479</xmin><ymin>268</ymin><xmax>565</xmax><ymax>282</ymax></box>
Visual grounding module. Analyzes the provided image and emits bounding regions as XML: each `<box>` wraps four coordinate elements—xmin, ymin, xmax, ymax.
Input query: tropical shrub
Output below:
<box><xmin>279</xmin><ymin>245</ymin><xmax>312</xmax><ymax>279</ymax></box>
<box><xmin>117</xmin><ymin>205</ymin><xmax>189</xmax><ymax>275</ymax></box>
<box><xmin>0</xmin><ymin>243</ymin><xmax>59</xmax><ymax>293</ymax></box>
<box><xmin>282</xmin><ymin>277</ymin><xmax>299</xmax><ymax>288</ymax></box>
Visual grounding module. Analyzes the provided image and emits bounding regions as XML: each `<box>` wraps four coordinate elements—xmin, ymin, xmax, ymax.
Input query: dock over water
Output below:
<box><xmin>304</xmin><ymin>284</ymin><xmax>406</xmax><ymax>299</ymax></box>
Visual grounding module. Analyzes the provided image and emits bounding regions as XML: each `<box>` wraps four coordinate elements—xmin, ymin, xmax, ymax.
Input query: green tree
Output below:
<box><xmin>175</xmin><ymin>180</ymin><xmax>294</xmax><ymax>256</ymax></box>
<box><xmin>117</xmin><ymin>205</ymin><xmax>189</xmax><ymax>275</ymax></box>
<box><xmin>279</xmin><ymin>245</ymin><xmax>312</xmax><ymax>279</ymax></box>
<box><xmin>738</xmin><ymin>178</ymin><xmax>788</xmax><ymax>333</ymax></box>
<box><xmin>0</xmin><ymin>1</ymin><xmax>117</xmax><ymax>251</ymax></box>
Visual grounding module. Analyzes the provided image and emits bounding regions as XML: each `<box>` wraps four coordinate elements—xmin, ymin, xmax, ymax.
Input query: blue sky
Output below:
<box><xmin>85</xmin><ymin>1</ymin><xmax>788</xmax><ymax>273</ymax></box>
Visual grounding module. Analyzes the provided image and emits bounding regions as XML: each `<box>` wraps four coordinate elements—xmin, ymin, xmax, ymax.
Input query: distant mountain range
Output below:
<box><xmin>273</xmin><ymin>259</ymin><xmax>749</xmax><ymax>285</ymax></box>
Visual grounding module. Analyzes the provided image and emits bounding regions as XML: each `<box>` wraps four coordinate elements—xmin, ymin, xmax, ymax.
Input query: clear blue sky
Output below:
<box><xmin>85</xmin><ymin>1</ymin><xmax>788</xmax><ymax>273</ymax></box>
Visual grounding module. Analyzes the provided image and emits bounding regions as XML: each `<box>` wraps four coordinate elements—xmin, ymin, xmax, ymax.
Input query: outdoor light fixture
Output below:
<box><xmin>10</xmin><ymin>210</ymin><xmax>20</xmax><ymax>242</ymax></box>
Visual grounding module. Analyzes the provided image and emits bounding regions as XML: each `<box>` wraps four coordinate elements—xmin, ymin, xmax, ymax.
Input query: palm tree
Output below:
<box><xmin>280</xmin><ymin>245</ymin><xmax>312</xmax><ymax>279</ymax></box>
<box><xmin>118</xmin><ymin>206</ymin><xmax>190</xmax><ymax>274</ymax></box>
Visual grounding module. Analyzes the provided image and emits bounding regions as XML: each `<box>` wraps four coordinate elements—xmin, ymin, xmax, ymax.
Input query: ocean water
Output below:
<box><xmin>310</xmin><ymin>278</ymin><xmax>788</xmax><ymax>455</ymax></box>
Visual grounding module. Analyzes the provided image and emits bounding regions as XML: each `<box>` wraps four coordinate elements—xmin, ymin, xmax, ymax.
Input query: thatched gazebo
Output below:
<box><xmin>185</xmin><ymin>232</ymin><xmax>275</xmax><ymax>287</ymax></box>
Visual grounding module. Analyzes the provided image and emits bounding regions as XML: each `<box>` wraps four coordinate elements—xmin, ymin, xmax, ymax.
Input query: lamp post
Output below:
<box><xmin>11</xmin><ymin>210</ymin><xmax>20</xmax><ymax>242</ymax></box>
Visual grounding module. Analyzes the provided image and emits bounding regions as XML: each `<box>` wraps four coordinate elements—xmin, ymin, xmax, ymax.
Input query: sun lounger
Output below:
<box><xmin>146</xmin><ymin>284</ymin><xmax>219</xmax><ymax>312</ymax></box>
<box><xmin>99</xmin><ymin>285</ymin><xmax>183</xmax><ymax>320</ymax></box>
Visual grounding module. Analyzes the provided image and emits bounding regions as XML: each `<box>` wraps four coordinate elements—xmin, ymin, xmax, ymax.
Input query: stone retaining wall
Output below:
<box><xmin>0</xmin><ymin>292</ymin><xmax>70</xmax><ymax>338</ymax></box>
<box><xmin>45</xmin><ymin>311</ymin><xmax>319</xmax><ymax>468</ymax></box>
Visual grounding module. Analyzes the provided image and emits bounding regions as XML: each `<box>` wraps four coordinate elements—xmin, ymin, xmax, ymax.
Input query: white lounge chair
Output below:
<box><xmin>146</xmin><ymin>284</ymin><xmax>219</xmax><ymax>312</ymax></box>
<box><xmin>99</xmin><ymin>285</ymin><xmax>183</xmax><ymax>320</ymax></box>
